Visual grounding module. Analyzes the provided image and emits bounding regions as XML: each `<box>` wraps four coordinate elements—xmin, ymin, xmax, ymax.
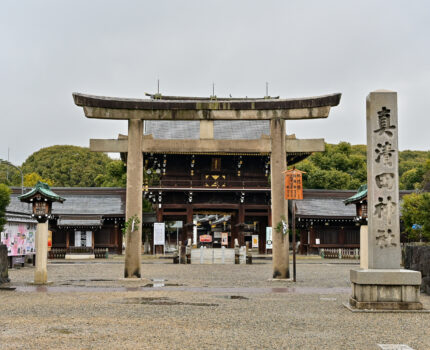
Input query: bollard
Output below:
<box><xmin>105</xmin><ymin>248</ymin><xmax>109</xmax><ymax>259</ymax></box>
<box><xmin>245</xmin><ymin>242</ymin><xmax>252</xmax><ymax>264</ymax></box>
<box><xmin>200</xmin><ymin>246</ymin><xmax>204</xmax><ymax>264</ymax></box>
<box><xmin>173</xmin><ymin>241</ymin><xmax>180</xmax><ymax>264</ymax></box>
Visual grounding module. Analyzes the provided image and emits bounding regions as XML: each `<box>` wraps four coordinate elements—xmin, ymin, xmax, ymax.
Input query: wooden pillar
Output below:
<box><xmin>66</xmin><ymin>231</ymin><xmax>70</xmax><ymax>250</ymax></box>
<box><xmin>299</xmin><ymin>228</ymin><xmax>306</xmax><ymax>254</ymax></box>
<box><xmin>259</xmin><ymin>218</ymin><xmax>265</xmax><ymax>254</ymax></box>
<box><xmin>339</xmin><ymin>226</ymin><xmax>345</xmax><ymax>246</ymax></box>
<box><xmin>124</xmin><ymin>119</ymin><xmax>143</xmax><ymax>278</ymax></box>
<box><xmin>270</xmin><ymin>118</ymin><xmax>289</xmax><ymax>279</ymax></box>
<box><xmin>114</xmin><ymin>222</ymin><xmax>118</xmax><ymax>254</ymax></box>
<box><xmin>186</xmin><ymin>205</ymin><xmax>193</xmax><ymax>243</ymax></box>
<box><xmin>309</xmin><ymin>226</ymin><xmax>316</xmax><ymax>254</ymax></box>
<box><xmin>231</xmin><ymin>212</ymin><xmax>238</xmax><ymax>248</ymax></box>
<box><xmin>156</xmin><ymin>207</ymin><xmax>163</xmax><ymax>222</ymax></box>
<box><xmin>238</xmin><ymin>205</ymin><xmax>245</xmax><ymax>246</ymax></box>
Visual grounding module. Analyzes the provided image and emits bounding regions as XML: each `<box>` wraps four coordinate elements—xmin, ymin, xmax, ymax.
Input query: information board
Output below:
<box><xmin>1</xmin><ymin>223</ymin><xmax>36</xmax><ymax>256</ymax></box>
<box><xmin>284</xmin><ymin>168</ymin><xmax>305</xmax><ymax>200</ymax></box>
<box><xmin>221</xmin><ymin>232</ymin><xmax>228</xmax><ymax>246</ymax></box>
<box><xmin>252</xmin><ymin>235</ymin><xmax>259</xmax><ymax>248</ymax></box>
<box><xmin>266</xmin><ymin>227</ymin><xmax>272</xmax><ymax>249</ymax></box>
<box><xmin>153</xmin><ymin>223</ymin><xmax>166</xmax><ymax>245</ymax></box>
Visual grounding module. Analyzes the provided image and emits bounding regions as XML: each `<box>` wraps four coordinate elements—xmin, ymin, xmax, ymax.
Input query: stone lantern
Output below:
<box><xmin>18</xmin><ymin>181</ymin><xmax>65</xmax><ymax>284</ymax></box>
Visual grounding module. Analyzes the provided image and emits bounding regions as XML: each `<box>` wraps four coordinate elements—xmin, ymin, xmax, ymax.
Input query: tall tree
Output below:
<box><xmin>21</xmin><ymin>146</ymin><xmax>113</xmax><ymax>187</ymax></box>
<box><xmin>0</xmin><ymin>184</ymin><xmax>11</xmax><ymax>233</ymax></box>
<box><xmin>401</xmin><ymin>192</ymin><xmax>430</xmax><ymax>241</ymax></box>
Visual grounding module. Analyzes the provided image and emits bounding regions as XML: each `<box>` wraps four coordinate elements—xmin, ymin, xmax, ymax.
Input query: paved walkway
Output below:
<box><xmin>1</xmin><ymin>259</ymin><xmax>429</xmax><ymax>349</ymax></box>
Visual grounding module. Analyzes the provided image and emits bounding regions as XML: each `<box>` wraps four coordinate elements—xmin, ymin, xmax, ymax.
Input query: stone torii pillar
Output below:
<box><xmin>270</xmin><ymin>118</ymin><xmax>289</xmax><ymax>278</ymax></box>
<box><xmin>124</xmin><ymin>119</ymin><xmax>143</xmax><ymax>278</ymax></box>
<box><xmin>73</xmin><ymin>92</ymin><xmax>341</xmax><ymax>279</ymax></box>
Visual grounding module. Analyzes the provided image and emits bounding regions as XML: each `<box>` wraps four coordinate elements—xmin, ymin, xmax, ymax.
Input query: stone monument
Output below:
<box><xmin>0</xmin><ymin>244</ymin><xmax>9</xmax><ymax>284</ymax></box>
<box><xmin>349</xmin><ymin>90</ymin><xmax>422</xmax><ymax>310</ymax></box>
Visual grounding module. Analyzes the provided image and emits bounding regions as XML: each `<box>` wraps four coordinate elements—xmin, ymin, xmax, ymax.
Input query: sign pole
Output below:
<box><xmin>284</xmin><ymin>167</ymin><xmax>305</xmax><ymax>283</ymax></box>
<box><xmin>292</xmin><ymin>200</ymin><xmax>296</xmax><ymax>282</ymax></box>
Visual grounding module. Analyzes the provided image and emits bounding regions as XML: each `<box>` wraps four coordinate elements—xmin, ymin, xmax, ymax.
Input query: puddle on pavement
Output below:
<box><xmin>0</xmin><ymin>286</ymin><xmax>16</xmax><ymax>291</ymax></box>
<box><xmin>143</xmin><ymin>283</ymin><xmax>184</xmax><ymax>288</ymax></box>
<box><xmin>48</xmin><ymin>327</ymin><xmax>73</xmax><ymax>335</ymax></box>
<box><xmin>10</xmin><ymin>285</ymin><xmax>350</xmax><ymax>294</ymax></box>
<box><xmin>220</xmin><ymin>295</ymin><xmax>249</xmax><ymax>300</ymax></box>
<box><xmin>118</xmin><ymin>297</ymin><xmax>218</xmax><ymax>307</ymax></box>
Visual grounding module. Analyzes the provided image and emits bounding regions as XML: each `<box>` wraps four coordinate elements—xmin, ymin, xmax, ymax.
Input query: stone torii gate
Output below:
<box><xmin>73</xmin><ymin>92</ymin><xmax>341</xmax><ymax>279</ymax></box>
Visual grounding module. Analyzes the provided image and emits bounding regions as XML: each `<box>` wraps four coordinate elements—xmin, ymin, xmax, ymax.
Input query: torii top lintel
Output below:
<box><xmin>73</xmin><ymin>92</ymin><xmax>341</xmax><ymax>121</ymax></box>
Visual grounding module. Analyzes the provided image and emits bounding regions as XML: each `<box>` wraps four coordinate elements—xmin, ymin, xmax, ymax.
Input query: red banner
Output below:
<box><xmin>199</xmin><ymin>234</ymin><xmax>212</xmax><ymax>243</ymax></box>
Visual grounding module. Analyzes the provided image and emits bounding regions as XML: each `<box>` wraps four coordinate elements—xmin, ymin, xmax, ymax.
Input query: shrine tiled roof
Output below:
<box><xmin>8</xmin><ymin>188</ymin><xmax>125</xmax><ymax>216</ymax></box>
<box><xmin>144</xmin><ymin>120</ymin><xmax>270</xmax><ymax>140</ymax></box>
<box><xmin>343</xmin><ymin>184</ymin><xmax>368</xmax><ymax>205</ymax></box>
<box><xmin>295</xmin><ymin>197</ymin><xmax>356</xmax><ymax>218</ymax></box>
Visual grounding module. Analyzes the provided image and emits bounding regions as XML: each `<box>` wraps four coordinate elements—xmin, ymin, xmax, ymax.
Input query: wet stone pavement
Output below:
<box><xmin>1</xmin><ymin>258</ymin><xmax>429</xmax><ymax>349</ymax></box>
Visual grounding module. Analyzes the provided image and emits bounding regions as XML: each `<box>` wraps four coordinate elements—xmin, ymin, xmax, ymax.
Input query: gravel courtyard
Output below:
<box><xmin>1</xmin><ymin>258</ymin><xmax>429</xmax><ymax>350</ymax></box>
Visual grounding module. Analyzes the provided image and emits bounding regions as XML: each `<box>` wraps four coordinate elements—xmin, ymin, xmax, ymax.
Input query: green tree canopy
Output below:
<box><xmin>0</xmin><ymin>184</ymin><xmax>11</xmax><ymax>233</ymax></box>
<box><xmin>24</xmin><ymin>173</ymin><xmax>54</xmax><ymax>187</ymax></box>
<box><xmin>0</xmin><ymin>163</ymin><xmax>21</xmax><ymax>187</ymax></box>
<box><xmin>295</xmin><ymin>142</ymin><xmax>367</xmax><ymax>190</ymax></box>
<box><xmin>295</xmin><ymin>142</ymin><xmax>429</xmax><ymax>190</ymax></box>
<box><xmin>94</xmin><ymin>160</ymin><xmax>127</xmax><ymax>187</ymax></box>
<box><xmin>401</xmin><ymin>192</ymin><xmax>430</xmax><ymax>241</ymax></box>
<box><xmin>21</xmin><ymin>146</ymin><xmax>113</xmax><ymax>187</ymax></box>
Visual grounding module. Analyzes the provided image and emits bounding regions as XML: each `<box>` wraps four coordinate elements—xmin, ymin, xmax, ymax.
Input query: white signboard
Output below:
<box><xmin>75</xmin><ymin>231</ymin><xmax>81</xmax><ymax>247</ymax></box>
<box><xmin>266</xmin><ymin>227</ymin><xmax>272</xmax><ymax>249</ymax></box>
<box><xmin>252</xmin><ymin>235</ymin><xmax>259</xmax><ymax>248</ymax></box>
<box><xmin>75</xmin><ymin>231</ymin><xmax>92</xmax><ymax>247</ymax></box>
<box><xmin>85</xmin><ymin>231</ymin><xmax>92</xmax><ymax>248</ymax></box>
<box><xmin>315</xmin><ymin>238</ymin><xmax>320</xmax><ymax>245</ymax></box>
<box><xmin>153</xmin><ymin>223</ymin><xmax>166</xmax><ymax>245</ymax></box>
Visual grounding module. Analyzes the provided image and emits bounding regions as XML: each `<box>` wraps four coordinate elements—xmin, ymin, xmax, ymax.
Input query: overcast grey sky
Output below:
<box><xmin>1</xmin><ymin>0</ymin><xmax>429</xmax><ymax>165</ymax></box>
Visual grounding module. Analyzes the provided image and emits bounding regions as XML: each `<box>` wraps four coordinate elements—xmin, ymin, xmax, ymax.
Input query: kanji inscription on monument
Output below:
<box><xmin>366</xmin><ymin>90</ymin><xmax>400</xmax><ymax>269</ymax></box>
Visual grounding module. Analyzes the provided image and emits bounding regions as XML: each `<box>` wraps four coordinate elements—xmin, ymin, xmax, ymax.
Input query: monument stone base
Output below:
<box><xmin>349</xmin><ymin>269</ymin><xmax>423</xmax><ymax>310</ymax></box>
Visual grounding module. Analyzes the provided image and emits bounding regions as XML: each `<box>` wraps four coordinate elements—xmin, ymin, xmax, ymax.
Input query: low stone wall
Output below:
<box><xmin>404</xmin><ymin>245</ymin><xmax>430</xmax><ymax>295</ymax></box>
<box><xmin>0</xmin><ymin>244</ymin><xmax>9</xmax><ymax>284</ymax></box>
<box><xmin>191</xmin><ymin>247</ymin><xmax>241</xmax><ymax>264</ymax></box>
